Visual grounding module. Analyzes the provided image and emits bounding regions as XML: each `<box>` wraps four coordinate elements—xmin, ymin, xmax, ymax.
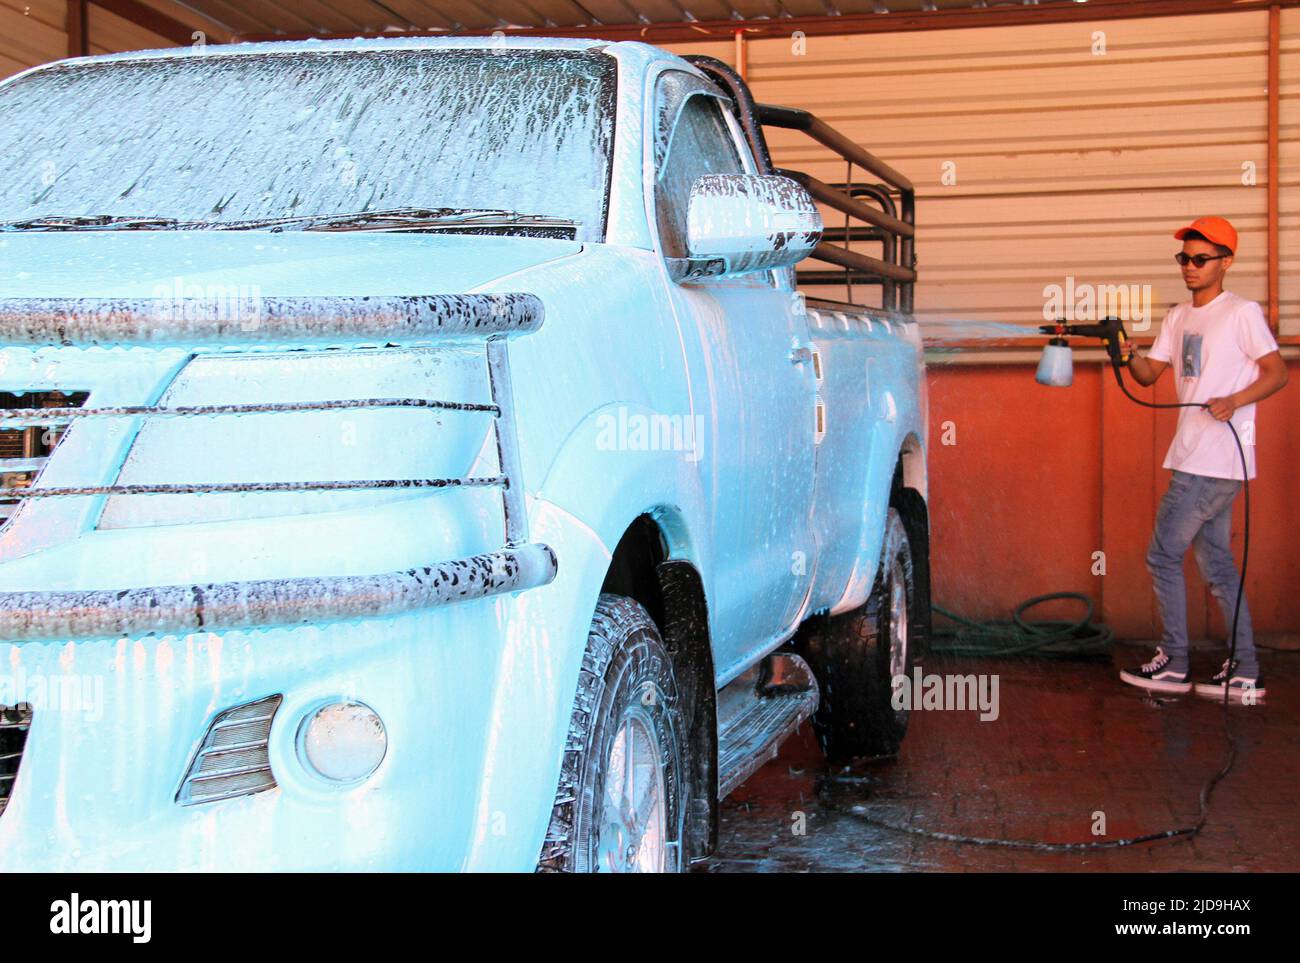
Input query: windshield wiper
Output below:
<box><xmin>309</xmin><ymin>209</ymin><xmax>576</xmax><ymax>232</ymax></box>
<box><xmin>0</xmin><ymin>214</ymin><xmax>183</xmax><ymax>231</ymax></box>
<box><xmin>0</xmin><ymin>208</ymin><xmax>579</xmax><ymax>235</ymax></box>
<box><xmin>219</xmin><ymin>208</ymin><xmax>578</xmax><ymax>233</ymax></box>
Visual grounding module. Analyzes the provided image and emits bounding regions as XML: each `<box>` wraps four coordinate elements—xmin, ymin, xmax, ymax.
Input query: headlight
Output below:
<box><xmin>298</xmin><ymin>701</ymin><xmax>387</xmax><ymax>783</ymax></box>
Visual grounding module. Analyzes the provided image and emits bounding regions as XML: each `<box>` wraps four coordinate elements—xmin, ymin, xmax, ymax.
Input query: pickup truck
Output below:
<box><xmin>0</xmin><ymin>36</ymin><xmax>930</xmax><ymax>872</ymax></box>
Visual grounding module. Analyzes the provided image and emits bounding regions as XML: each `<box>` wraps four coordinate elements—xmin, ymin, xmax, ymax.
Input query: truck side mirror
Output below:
<box><xmin>679</xmin><ymin>173</ymin><xmax>822</xmax><ymax>281</ymax></box>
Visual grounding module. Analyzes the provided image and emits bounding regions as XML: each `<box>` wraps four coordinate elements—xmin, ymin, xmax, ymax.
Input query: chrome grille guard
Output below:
<box><xmin>0</xmin><ymin>294</ymin><xmax>558</xmax><ymax>644</ymax></box>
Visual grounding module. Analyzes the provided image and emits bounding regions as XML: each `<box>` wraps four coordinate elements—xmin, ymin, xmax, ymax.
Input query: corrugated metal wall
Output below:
<box><xmin>668</xmin><ymin>9</ymin><xmax>1298</xmax><ymax>335</ymax></box>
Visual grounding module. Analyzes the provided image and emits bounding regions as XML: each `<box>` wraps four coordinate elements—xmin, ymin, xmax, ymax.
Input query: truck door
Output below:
<box><xmin>650</xmin><ymin>69</ymin><xmax>817</xmax><ymax>681</ymax></box>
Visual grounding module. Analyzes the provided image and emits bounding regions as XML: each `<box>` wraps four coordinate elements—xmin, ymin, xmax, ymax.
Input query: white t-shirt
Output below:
<box><xmin>1147</xmin><ymin>291</ymin><xmax>1279</xmax><ymax>480</ymax></box>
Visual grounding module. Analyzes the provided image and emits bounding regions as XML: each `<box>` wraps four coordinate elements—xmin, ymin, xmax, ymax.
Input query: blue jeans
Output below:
<box><xmin>1146</xmin><ymin>470</ymin><xmax>1257</xmax><ymax>676</ymax></box>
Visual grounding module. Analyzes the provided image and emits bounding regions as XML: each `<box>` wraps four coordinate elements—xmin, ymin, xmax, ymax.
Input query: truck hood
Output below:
<box><xmin>0</xmin><ymin>230</ymin><xmax>583</xmax><ymax>298</ymax></box>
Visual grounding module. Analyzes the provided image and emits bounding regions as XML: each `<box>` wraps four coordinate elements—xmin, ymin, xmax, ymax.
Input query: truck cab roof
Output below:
<box><xmin>7</xmin><ymin>35</ymin><xmax>688</xmax><ymax>78</ymax></box>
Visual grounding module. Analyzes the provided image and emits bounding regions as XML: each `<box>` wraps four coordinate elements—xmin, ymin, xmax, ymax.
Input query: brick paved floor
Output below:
<box><xmin>699</xmin><ymin>645</ymin><xmax>1299</xmax><ymax>872</ymax></box>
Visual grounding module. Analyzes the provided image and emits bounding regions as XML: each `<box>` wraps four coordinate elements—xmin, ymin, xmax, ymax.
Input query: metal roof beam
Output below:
<box><xmin>91</xmin><ymin>0</ymin><xmax>215</xmax><ymax>45</ymax></box>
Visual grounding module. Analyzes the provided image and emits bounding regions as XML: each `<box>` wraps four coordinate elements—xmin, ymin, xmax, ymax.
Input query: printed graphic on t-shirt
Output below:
<box><xmin>1180</xmin><ymin>332</ymin><xmax>1202</xmax><ymax>379</ymax></box>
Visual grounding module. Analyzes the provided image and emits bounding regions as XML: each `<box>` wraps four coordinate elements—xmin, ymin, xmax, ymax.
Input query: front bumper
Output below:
<box><xmin>0</xmin><ymin>592</ymin><xmax>554</xmax><ymax>872</ymax></box>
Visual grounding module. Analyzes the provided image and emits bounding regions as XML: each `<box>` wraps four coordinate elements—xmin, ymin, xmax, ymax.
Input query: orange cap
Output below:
<box><xmin>1174</xmin><ymin>215</ymin><xmax>1237</xmax><ymax>254</ymax></box>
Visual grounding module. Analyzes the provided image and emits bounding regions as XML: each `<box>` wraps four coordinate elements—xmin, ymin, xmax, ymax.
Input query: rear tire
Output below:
<box><xmin>538</xmin><ymin>594</ymin><xmax>687</xmax><ymax>873</ymax></box>
<box><xmin>801</xmin><ymin>507</ymin><xmax>916</xmax><ymax>759</ymax></box>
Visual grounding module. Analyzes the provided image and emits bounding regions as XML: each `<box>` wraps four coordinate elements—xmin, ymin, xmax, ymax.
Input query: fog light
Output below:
<box><xmin>298</xmin><ymin>702</ymin><xmax>387</xmax><ymax>783</ymax></box>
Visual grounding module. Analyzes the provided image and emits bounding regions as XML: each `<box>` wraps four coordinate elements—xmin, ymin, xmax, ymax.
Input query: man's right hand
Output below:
<box><xmin>1127</xmin><ymin>350</ymin><xmax>1170</xmax><ymax>387</ymax></box>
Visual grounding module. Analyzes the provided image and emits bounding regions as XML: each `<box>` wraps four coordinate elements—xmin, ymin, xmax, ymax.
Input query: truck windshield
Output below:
<box><xmin>0</xmin><ymin>48</ymin><xmax>616</xmax><ymax>242</ymax></box>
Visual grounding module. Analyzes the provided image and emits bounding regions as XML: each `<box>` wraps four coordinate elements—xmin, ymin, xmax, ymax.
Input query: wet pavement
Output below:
<box><xmin>699</xmin><ymin>645</ymin><xmax>1300</xmax><ymax>872</ymax></box>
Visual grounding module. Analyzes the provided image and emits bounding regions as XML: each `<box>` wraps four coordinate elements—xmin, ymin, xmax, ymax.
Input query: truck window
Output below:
<box><xmin>654</xmin><ymin>87</ymin><xmax>745</xmax><ymax>259</ymax></box>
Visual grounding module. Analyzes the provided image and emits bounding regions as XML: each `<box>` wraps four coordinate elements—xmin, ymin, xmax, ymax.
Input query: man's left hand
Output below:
<box><xmin>1206</xmin><ymin>396</ymin><xmax>1238</xmax><ymax>421</ymax></box>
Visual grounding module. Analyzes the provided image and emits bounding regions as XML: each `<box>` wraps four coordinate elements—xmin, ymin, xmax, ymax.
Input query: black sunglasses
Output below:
<box><xmin>1175</xmin><ymin>252</ymin><xmax>1231</xmax><ymax>268</ymax></box>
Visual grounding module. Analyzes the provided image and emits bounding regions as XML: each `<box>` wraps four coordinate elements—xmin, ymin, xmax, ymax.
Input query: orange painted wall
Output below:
<box><xmin>925</xmin><ymin>358</ymin><xmax>1299</xmax><ymax>642</ymax></box>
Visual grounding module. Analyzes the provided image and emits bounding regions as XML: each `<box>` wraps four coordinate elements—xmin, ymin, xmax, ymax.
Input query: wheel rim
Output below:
<box><xmin>596</xmin><ymin>709</ymin><xmax>668</xmax><ymax>873</ymax></box>
<box><xmin>887</xmin><ymin>557</ymin><xmax>910</xmax><ymax>711</ymax></box>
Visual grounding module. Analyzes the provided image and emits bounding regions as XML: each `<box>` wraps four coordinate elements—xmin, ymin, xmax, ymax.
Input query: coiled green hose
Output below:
<box><xmin>930</xmin><ymin>592</ymin><xmax>1113</xmax><ymax>658</ymax></box>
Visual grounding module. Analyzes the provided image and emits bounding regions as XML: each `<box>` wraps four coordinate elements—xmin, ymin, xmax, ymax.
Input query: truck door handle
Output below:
<box><xmin>788</xmin><ymin>346</ymin><xmax>813</xmax><ymax>365</ymax></box>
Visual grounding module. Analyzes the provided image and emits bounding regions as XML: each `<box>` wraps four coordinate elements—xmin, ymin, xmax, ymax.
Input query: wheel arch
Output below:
<box><xmin>890</xmin><ymin>440</ymin><xmax>933</xmax><ymax>659</ymax></box>
<box><xmin>600</xmin><ymin>511</ymin><xmax>719</xmax><ymax>861</ymax></box>
<box><xmin>897</xmin><ymin>429</ymin><xmax>928</xmax><ymax>501</ymax></box>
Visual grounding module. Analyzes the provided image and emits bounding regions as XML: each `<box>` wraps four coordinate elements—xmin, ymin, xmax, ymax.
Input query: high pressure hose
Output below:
<box><xmin>825</xmin><ymin>345</ymin><xmax>1251</xmax><ymax>852</ymax></box>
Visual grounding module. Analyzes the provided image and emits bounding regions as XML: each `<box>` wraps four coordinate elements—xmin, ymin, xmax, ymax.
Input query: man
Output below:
<box><xmin>1120</xmin><ymin>216</ymin><xmax>1288</xmax><ymax>700</ymax></box>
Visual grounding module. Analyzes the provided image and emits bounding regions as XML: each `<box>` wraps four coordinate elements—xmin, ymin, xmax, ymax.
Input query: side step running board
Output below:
<box><xmin>717</xmin><ymin>653</ymin><xmax>819</xmax><ymax>799</ymax></box>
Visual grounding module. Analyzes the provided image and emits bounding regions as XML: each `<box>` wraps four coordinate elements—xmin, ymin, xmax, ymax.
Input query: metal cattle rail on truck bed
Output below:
<box><xmin>684</xmin><ymin>55</ymin><xmax>917</xmax><ymax>314</ymax></box>
<box><xmin>0</xmin><ymin>293</ymin><xmax>557</xmax><ymax>643</ymax></box>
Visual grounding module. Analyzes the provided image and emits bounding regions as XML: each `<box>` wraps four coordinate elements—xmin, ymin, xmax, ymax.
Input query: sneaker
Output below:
<box><xmin>1119</xmin><ymin>647</ymin><xmax>1192</xmax><ymax>693</ymax></box>
<box><xmin>1194</xmin><ymin>660</ymin><xmax>1266</xmax><ymax>701</ymax></box>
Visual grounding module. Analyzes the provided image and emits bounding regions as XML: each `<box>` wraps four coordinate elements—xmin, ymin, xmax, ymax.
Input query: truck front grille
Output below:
<box><xmin>177</xmin><ymin>695</ymin><xmax>282</xmax><ymax>806</ymax></box>
<box><xmin>0</xmin><ymin>703</ymin><xmax>33</xmax><ymax>817</ymax></box>
<box><xmin>0</xmin><ymin>390</ymin><xmax>89</xmax><ymax>530</ymax></box>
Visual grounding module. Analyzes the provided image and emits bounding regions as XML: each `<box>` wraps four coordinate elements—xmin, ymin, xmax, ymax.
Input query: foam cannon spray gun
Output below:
<box><xmin>1035</xmin><ymin>316</ymin><xmax>1131</xmax><ymax>387</ymax></box>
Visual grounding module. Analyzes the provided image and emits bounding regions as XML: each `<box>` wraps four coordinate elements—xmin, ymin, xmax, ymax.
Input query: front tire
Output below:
<box><xmin>538</xmin><ymin>594</ymin><xmax>687</xmax><ymax>873</ymax></box>
<box><xmin>801</xmin><ymin>507</ymin><xmax>916</xmax><ymax>759</ymax></box>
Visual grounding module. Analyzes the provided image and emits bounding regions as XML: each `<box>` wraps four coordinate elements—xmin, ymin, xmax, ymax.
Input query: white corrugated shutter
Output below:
<box><xmin>670</xmin><ymin>9</ymin><xmax>1296</xmax><ymax>337</ymax></box>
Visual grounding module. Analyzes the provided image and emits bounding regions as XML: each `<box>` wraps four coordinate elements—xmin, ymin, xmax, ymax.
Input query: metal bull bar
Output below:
<box><xmin>0</xmin><ymin>293</ymin><xmax>544</xmax><ymax>346</ymax></box>
<box><xmin>0</xmin><ymin>294</ymin><xmax>557</xmax><ymax>643</ymax></box>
